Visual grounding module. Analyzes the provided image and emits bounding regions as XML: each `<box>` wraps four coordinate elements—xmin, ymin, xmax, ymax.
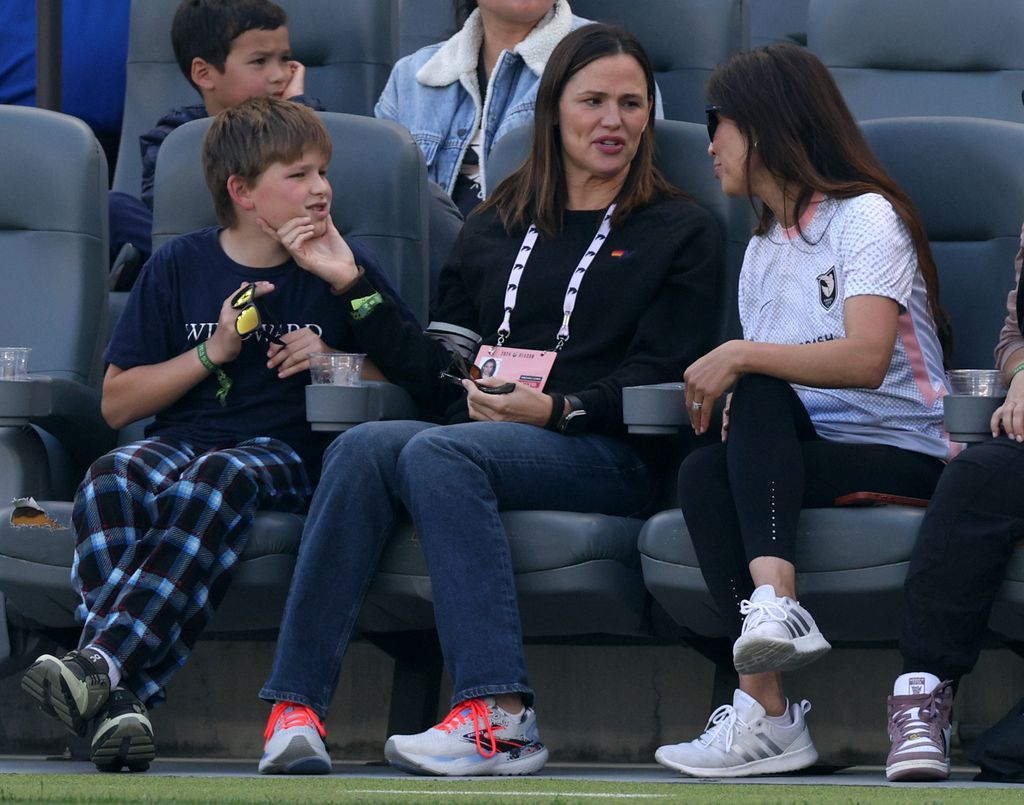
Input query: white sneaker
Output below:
<box><xmin>732</xmin><ymin>584</ymin><xmax>831</xmax><ymax>675</ymax></box>
<box><xmin>655</xmin><ymin>689</ymin><xmax>818</xmax><ymax>777</ymax></box>
<box><xmin>259</xmin><ymin>702</ymin><xmax>331</xmax><ymax>774</ymax></box>
<box><xmin>384</xmin><ymin>697</ymin><xmax>548</xmax><ymax>776</ymax></box>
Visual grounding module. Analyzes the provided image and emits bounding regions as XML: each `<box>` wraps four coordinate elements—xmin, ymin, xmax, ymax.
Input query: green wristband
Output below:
<box><xmin>197</xmin><ymin>342</ymin><xmax>232</xmax><ymax>407</ymax></box>
<box><xmin>350</xmin><ymin>291</ymin><xmax>383</xmax><ymax>321</ymax></box>
<box><xmin>1012</xmin><ymin>360</ymin><xmax>1024</xmax><ymax>380</ymax></box>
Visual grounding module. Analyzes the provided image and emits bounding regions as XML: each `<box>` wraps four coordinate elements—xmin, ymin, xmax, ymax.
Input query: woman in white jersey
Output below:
<box><xmin>654</xmin><ymin>44</ymin><xmax>953</xmax><ymax>778</ymax></box>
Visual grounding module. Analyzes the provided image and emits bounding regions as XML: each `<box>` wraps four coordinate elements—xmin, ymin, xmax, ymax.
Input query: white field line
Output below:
<box><xmin>345</xmin><ymin>791</ymin><xmax>664</xmax><ymax>799</ymax></box>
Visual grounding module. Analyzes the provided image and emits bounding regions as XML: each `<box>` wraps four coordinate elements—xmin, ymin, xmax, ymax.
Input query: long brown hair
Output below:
<box><xmin>707</xmin><ymin>43</ymin><xmax>952</xmax><ymax>360</ymax></box>
<box><xmin>481</xmin><ymin>23</ymin><xmax>680</xmax><ymax>238</ymax></box>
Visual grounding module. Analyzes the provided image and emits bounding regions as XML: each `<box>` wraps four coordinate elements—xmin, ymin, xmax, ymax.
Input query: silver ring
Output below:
<box><xmin>692</xmin><ymin>401</ymin><xmax>703</xmax><ymax>411</ymax></box>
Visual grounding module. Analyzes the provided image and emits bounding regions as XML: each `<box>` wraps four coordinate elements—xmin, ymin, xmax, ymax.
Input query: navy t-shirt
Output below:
<box><xmin>106</xmin><ymin>227</ymin><xmax>401</xmax><ymax>472</ymax></box>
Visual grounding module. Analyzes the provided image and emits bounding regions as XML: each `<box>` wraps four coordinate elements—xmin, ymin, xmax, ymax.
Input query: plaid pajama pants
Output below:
<box><xmin>71</xmin><ymin>436</ymin><xmax>313</xmax><ymax>705</ymax></box>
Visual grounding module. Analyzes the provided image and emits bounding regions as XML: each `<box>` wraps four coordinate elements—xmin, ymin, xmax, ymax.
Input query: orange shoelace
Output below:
<box><xmin>264</xmin><ymin>701</ymin><xmax>326</xmax><ymax>743</ymax></box>
<box><xmin>435</xmin><ymin>698</ymin><xmax>499</xmax><ymax>758</ymax></box>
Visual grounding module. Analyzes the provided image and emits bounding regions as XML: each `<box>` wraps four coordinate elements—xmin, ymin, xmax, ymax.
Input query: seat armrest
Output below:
<box><xmin>622</xmin><ymin>383</ymin><xmax>686</xmax><ymax>434</ymax></box>
<box><xmin>0</xmin><ymin>377</ymin><xmax>114</xmax><ymax>468</ymax></box>
<box><xmin>306</xmin><ymin>381</ymin><xmax>422</xmax><ymax>432</ymax></box>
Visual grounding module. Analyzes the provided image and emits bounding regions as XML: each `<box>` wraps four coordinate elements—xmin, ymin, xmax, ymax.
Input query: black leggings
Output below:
<box><xmin>678</xmin><ymin>374</ymin><xmax>945</xmax><ymax>639</ymax></box>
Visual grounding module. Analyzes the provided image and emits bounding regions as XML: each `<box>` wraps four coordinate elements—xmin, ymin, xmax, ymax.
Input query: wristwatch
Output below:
<box><xmin>559</xmin><ymin>394</ymin><xmax>587</xmax><ymax>435</ymax></box>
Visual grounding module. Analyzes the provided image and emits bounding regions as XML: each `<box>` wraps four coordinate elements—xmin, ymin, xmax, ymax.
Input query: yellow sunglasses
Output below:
<box><xmin>230</xmin><ymin>283</ymin><xmax>284</xmax><ymax>345</ymax></box>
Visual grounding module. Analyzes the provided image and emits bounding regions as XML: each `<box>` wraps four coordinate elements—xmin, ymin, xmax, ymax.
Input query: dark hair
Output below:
<box><xmin>454</xmin><ymin>1</ymin><xmax>476</xmax><ymax>26</ymax></box>
<box><xmin>482</xmin><ymin>23</ymin><xmax>679</xmax><ymax>237</ymax></box>
<box><xmin>172</xmin><ymin>0</ymin><xmax>288</xmax><ymax>91</ymax></box>
<box><xmin>707</xmin><ymin>43</ymin><xmax>952</xmax><ymax>360</ymax></box>
<box><xmin>203</xmin><ymin>96</ymin><xmax>332</xmax><ymax>227</ymax></box>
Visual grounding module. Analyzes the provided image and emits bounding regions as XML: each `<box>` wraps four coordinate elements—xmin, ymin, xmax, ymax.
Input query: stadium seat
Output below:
<box><xmin>397</xmin><ymin>0</ymin><xmax>457</xmax><ymax>58</ymax></box>
<box><xmin>0</xmin><ymin>106</ymin><xmax>115</xmax><ymax>675</ymax></box>
<box><xmin>749</xmin><ymin>0</ymin><xmax>809</xmax><ymax>47</ymax></box>
<box><xmin>112</xmin><ymin>0</ymin><xmax>399</xmax><ymax>198</ymax></box>
<box><xmin>808</xmin><ymin>0</ymin><xmax>1024</xmax><ymax>122</ymax></box>
<box><xmin>569</xmin><ymin>0</ymin><xmax>749</xmax><ymax>123</ymax></box>
<box><xmin>639</xmin><ymin>117</ymin><xmax>1024</xmax><ymax>651</ymax></box>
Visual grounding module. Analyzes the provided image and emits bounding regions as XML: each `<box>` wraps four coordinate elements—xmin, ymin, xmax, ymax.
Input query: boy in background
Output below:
<box><xmin>110</xmin><ymin>0</ymin><xmax>321</xmax><ymax>277</ymax></box>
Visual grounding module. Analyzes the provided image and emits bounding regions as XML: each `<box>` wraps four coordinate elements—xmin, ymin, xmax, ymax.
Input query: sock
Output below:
<box><xmin>765</xmin><ymin>700</ymin><xmax>794</xmax><ymax>726</ymax></box>
<box><xmin>893</xmin><ymin>671</ymin><xmax>941</xmax><ymax>697</ymax></box>
<box><xmin>82</xmin><ymin>645</ymin><xmax>122</xmax><ymax>689</ymax></box>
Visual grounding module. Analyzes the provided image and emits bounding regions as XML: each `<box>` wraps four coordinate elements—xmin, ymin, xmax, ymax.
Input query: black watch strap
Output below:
<box><xmin>559</xmin><ymin>394</ymin><xmax>587</xmax><ymax>434</ymax></box>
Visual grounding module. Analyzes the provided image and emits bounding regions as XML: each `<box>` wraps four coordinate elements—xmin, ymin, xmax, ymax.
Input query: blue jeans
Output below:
<box><xmin>260</xmin><ymin>419</ymin><xmax>652</xmax><ymax>717</ymax></box>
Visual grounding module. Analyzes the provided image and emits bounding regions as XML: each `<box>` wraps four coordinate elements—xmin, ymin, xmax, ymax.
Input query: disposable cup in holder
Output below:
<box><xmin>944</xmin><ymin>370</ymin><xmax>1007</xmax><ymax>442</ymax></box>
<box><xmin>308</xmin><ymin>352</ymin><xmax>365</xmax><ymax>386</ymax></box>
<box><xmin>0</xmin><ymin>347</ymin><xmax>30</xmax><ymax>380</ymax></box>
<box><xmin>945</xmin><ymin>369</ymin><xmax>1006</xmax><ymax>397</ymax></box>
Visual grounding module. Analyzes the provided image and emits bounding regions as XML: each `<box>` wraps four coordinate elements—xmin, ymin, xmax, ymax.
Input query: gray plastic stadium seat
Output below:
<box><xmin>0</xmin><ymin>106</ymin><xmax>114</xmax><ymax>499</ymax></box>
<box><xmin>0</xmin><ymin>106</ymin><xmax>115</xmax><ymax>671</ymax></box>
<box><xmin>639</xmin><ymin>116</ymin><xmax>1024</xmax><ymax>644</ymax></box>
<box><xmin>112</xmin><ymin>0</ymin><xmax>399</xmax><ymax>197</ymax></box>
<box><xmin>569</xmin><ymin>0</ymin><xmax>748</xmax><ymax>123</ymax></box>
<box><xmin>749</xmin><ymin>0</ymin><xmax>809</xmax><ymax>47</ymax></box>
<box><xmin>808</xmin><ymin>0</ymin><xmax>1024</xmax><ymax>122</ymax></box>
<box><xmin>397</xmin><ymin>0</ymin><xmax>457</xmax><ymax>58</ymax></box>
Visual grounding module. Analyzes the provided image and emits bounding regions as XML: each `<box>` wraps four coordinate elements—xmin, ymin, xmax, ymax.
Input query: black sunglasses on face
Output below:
<box><xmin>705</xmin><ymin>104</ymin><xmax>723</xmax><ymax>143</ymax></box>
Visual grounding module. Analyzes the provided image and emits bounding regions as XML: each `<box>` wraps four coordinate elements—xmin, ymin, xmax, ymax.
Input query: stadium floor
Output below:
<box><xmin>0</xmin><ymin>756</ymin><xmax>1019</xmax><ymax>789</ymax></box>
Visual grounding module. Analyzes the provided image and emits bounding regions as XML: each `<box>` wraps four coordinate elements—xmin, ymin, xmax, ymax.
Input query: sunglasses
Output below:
<box><xmin>705</xmin><ymin>104</ymin><xmax>723</xmax><ymax>142</ymax></box>
<box><xmin>438</xmin><ymin>352</ymin><xmax>515</xmax><ymax>395</ymax></box>
<box><xmin>230</xmin><ymin>283</ymin><xmax>284</xmax><ymax>346</ymax></box>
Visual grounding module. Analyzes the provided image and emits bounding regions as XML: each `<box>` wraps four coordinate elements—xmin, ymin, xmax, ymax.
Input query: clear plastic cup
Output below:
<box><xmin>0</xmin><ymin>347</ymin><xmax>30</xmax><ymax>380</ymax></box>
<box><xmin>308</xmin><ymin>352</ymin><xmax>365</xmax><ymax>386</ymax></box>
<box><xmin>945</xmin><ymin>369</ymin><xmax>1007</xmax><ymax>397</ymax></box>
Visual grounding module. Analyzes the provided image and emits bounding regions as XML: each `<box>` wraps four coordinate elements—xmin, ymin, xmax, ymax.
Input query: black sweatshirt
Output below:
<box><xmin>342</xmin><ymin>194</ymin><xmax>721</xmax><ymax>435</ymax></box>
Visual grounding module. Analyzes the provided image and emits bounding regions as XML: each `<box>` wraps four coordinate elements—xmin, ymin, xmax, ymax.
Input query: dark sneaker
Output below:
<box><xmin>91</xmin><ymin>688</ymin><xmax>155</xmax><ymax>772</ymax></box>
<box><xmin>385</xmin><ymin>697</ymin><xmax>548</xmax><ymax>776</ymax></box>
<box><xmin>21</xmin><ymin>650</ymin><xmax>111</xmax><ymax>736</ymax></box>
<box><xmin>732</xmin><ymin>585</ymin><xmax>831</xmax><ymax>675</ymax></box>
<box><xmin>259</xmin><ymin>702</ymin><xmax>331</xmax><ymax>774</ymax></box>
<box><xmin>886</xmin><ymin>673</ymin><xmax>952</xmax><ymax>782</ymax></box>
<box><xmin>655</xmin><ymin>689</ymin><xmax>818</xmax><ymax>777</ymax></box>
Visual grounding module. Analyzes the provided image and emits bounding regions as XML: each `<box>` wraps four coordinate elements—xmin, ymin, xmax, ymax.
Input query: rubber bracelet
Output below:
<box><xmin>1012</xmin><ymin>360</ymin><xmax>1024</xmax><ymax>380</ymax></box>
<box><xmin>197</xmin><ymin>342</ymin><xmax>232</xmax><ymax>407</ymax></box>
<box><xmin>350</xmin><ymin>291</ymin><xmax>383</xmax><ymax>321</ymax></box>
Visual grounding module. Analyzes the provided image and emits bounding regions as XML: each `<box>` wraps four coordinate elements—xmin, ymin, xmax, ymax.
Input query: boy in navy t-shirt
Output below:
<box><xmin>22</xmin><ymin>96</ymin><xmax>409</xmax><ymax>772</ymax></box>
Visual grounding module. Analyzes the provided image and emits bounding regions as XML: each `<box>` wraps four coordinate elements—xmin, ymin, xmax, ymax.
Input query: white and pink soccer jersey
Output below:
<box><xmin>739</xmin><ymin>193</ymin><xmax>951</xmax><ymax>460</ymax></box>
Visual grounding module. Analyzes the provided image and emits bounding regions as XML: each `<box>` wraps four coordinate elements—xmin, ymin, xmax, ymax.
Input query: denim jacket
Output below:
<box><xmin>375</xmin><ymin>1</ymin><xmax>589</xmax><ymax>197</ymax></box>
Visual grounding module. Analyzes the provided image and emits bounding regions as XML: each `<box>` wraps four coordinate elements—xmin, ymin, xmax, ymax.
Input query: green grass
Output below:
<box><xmin>0</xmin><ymin>775</ymin><xmax>1018</xmax><ymax>804</ymax></box>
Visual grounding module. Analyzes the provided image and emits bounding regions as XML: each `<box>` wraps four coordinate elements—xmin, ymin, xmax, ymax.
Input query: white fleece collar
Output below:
<box><xmin>416</xmin><ymin>0</ymin><xmax>575</xmax><ymax>87</ymax></box>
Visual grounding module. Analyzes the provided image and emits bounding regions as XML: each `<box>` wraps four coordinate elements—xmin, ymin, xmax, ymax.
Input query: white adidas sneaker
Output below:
<box><xmin>655</xmin><ymin>689</ymin><xmax>818</xmax><ymax>777</ymax></box>
<box><xmin>732</xmin><ymin>584</ymin><xmax>831</xmax><ymax>675</ymax></box>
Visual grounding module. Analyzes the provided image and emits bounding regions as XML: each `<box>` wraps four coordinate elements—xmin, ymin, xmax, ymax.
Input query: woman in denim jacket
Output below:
<box><xmin>376</xmin><ymin>1</ymin><xmax>591</xmax><ymax>217</ymax></box>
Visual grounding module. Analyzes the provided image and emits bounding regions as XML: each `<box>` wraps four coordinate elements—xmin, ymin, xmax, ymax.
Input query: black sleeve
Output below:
<box><xmin>576</xmin><ymin>203</ymin><xmax>722</xmax><ymax>433</ymax></box>
<box><xmin>339</xmin><ymin>231</ymin><xmax>480</xmax><ymax>413</ymax></box>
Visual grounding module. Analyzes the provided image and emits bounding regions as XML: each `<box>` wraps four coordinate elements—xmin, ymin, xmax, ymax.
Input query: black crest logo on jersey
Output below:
<box><xmin>817</xmin><ymin>267</ymin><xmax>837</xmax><ymax>310</ymax></box>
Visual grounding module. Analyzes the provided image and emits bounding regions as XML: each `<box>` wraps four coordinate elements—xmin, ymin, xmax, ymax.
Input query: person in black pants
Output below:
<box><xmin>885</xmin><ymin>230</ymin><xmax>1024</xmax><ymax>783</ymax></box>
<box><xmin>654</xmin><ymin>44</ymin><xmax>953</xmax><ymax>779</ymax></box>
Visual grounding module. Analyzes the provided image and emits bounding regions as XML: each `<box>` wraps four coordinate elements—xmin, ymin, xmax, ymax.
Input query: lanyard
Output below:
<box><xmin>496</xmin><ymin>204</ymin><xmax>615</xmax><ymax>351</ymax></box>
